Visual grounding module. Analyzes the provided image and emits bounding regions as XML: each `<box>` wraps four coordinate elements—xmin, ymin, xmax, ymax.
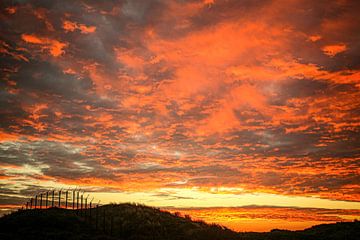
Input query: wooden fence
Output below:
<box><xmin>20</xmin><ymin>189</ymin><xmax>115</xmax><ymax>235</ymax></box>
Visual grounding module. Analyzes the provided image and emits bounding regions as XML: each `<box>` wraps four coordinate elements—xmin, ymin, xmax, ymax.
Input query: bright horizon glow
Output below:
<box><xmin>92</xmin><ymin>188</ymin><xmax>360</xmax><ymax>209</ymax></box>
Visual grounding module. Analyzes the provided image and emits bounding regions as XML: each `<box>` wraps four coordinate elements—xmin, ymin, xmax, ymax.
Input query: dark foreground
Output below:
<box><xmin>0</xmin><ymin>204</ymin><xmax>359</xmax><ymax>240</ymax></box>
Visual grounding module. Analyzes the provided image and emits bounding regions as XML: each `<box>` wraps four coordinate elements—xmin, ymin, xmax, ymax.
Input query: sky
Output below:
<box><xmin>0</xmin><ymin>0</ymin><xmax>360</xmax><ymax>232</ymax></box>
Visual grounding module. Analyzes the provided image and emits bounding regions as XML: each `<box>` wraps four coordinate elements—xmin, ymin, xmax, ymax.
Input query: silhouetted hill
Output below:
<box><xmin>238</xmin><ymin>221</ymin><xmax>360</xmax><ymax>240</ymax></box>
<box><xmin>0</xmin><ymin>207</ymin><xmax>115</xmax><ymax>240</ymax></box>
<box><xmin>0</xmin><ymin>203</ymin><xmax>359</xmax><ymax>240</ymax></box>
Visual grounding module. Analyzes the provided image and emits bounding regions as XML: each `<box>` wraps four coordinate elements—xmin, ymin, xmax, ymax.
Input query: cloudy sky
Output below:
<box><xmin>0</xmin><ymin>0</ymin><xmax>359</xmax><ymax>231</ymax></box>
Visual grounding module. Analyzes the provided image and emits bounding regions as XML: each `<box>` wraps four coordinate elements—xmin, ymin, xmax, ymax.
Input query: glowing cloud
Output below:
<box><xmin>322</xmin><ymin>43</ymin><xmax>347</xmax><ymax>57</ymax></box>
<box><xmin>21</xmin><ymin>34</ymin><xmax>67</xmax><ymax>57</ymax></box>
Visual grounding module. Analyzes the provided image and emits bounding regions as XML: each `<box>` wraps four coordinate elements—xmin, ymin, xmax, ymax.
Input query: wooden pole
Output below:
<box><xmin>58</xmin><ymin>190</ymin><xmax>61</xmax><ymax>208</ymax></box>
<box><xmin>73</xmin><ymin>190</ymin><xmax>75</xmax><ymax>209</ymax></box>
<box><xmin>65</xmin><ymin>191</ymin><xmax>68</xmax><ymax>209</ymax></box>
<box><xmin>45</xmin><ymin>192</ymin><xmax>48</xmax><ymax>208</ymax></box>
<box><xmin>52</xmin><ymin>190</ymin><xmax>55</xmax><ymax>207</ymax></box>
<box><xmin>76</xmin><ymin>191</ymin><xmax>79</xmax><ymax>210</ymax></box>
<box><xmin>39</xmin><ymin>193</ymin><xmax>43</xmax><ymax>209</ymax></box>
<box><xmin>85</xmin><ymin>196</ymin><xmax>88</xmax><ymax>218</ymax></box>
<box><xmin>80</xmin><ymin>194</ymin><xmax>83</xmax><ymax>216</ymax></box>
<box><xmin>30</xmin><ymin>198</ymin><xmax>33</xmax><ymax>209</ymax></box>
<box><xmin>34</xmin><ymin>195</ymin><xmax>37</xmax><ymax>209</ymax></box>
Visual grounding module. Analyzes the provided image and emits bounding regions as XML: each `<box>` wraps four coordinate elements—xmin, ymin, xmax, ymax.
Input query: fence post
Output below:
<box><xmin>73</xmin><ymin>190</ymin><xmax>75</xmax><ymax>209</ymax></box>
<box><xmin>58</xmin><ymin>190</ymin><xmax>61</xmax><ymax>208</ymax></box>
<box><xmin>52</xmin><ymin>190</ymin><xmax>55</xmax><ymax>207</ymax></box>
<box><xmin>34</xmin><ymin>195</ymin><xmax>37</xmax><ymax>209</ymax></box>
<box><xmin>39</xmin><ymin>193</ymin><xmax>43</xmax><ymax>209</ymax></box>
<box><xmin>81</xmin><ymin>194</ymin><xmax>83</xmax><ymax>216</ymax></box>
<box><xmin>45</xmin><ymin>192</ymin><xmax>48</xmax><ymax>208</ymax></box>
<box><xmin>76</xmin><ymin>191</ymin><xmax>79</xmax><ymax>210</ymax></box>
<box><xmin>85</xmin><ymin>196</ymin><xmax>88</xmax><ymax>219</ymax></box>
<box><xmin>30</xmin><ymin>198</ymin><xmax>33</xmax><ymax>209</ymax></box>
<box><xmin>65</xmin><ymin>190</ymin><xmax>68</xmax><ymax>209</ymax></box>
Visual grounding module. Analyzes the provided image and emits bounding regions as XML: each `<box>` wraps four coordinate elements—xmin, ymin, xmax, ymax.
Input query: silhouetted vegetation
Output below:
<box><xmin>0</xmin><ymin>207</ymin><xmax>115</xmax><ymax>240</ymax></box>
<box><xmin>1</xmin><ymin>203</ymin><xmax>359</xmax><ymax>240</ymax></box>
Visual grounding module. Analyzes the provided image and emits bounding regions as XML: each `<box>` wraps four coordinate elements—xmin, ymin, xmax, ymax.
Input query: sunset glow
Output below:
<box><xmin>1</xmin><ymin>0</ymin><xmax>359</xmax><ymax>232</ymax></box>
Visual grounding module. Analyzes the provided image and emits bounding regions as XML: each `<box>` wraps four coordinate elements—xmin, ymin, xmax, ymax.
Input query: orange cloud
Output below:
<box><xmin>21</xmin><ymin>34</ymin><xmax>67</xmax><ymax>57</ymax></box>
<box><xmin>115</xmin><ymin>48</ymin><xmax>146</xmax><ymax>69</ymax></box>
<box><xmin>198</xmin><ymin>84</ymin><xmax>268</xmax><ymax>134</ymax></box>
<box><xmin>0</xmin><ymin>40</ymin><xmax>29</xmax><ymax>62</ymax></box>
<box><xmin>308</xmin><ymin>35</ymin><xmax>322</xmax><ymax>42</ymax></box>
<box><xmin>322</xmin><ymin>43</ymin><xmax>347</xmax><ymax>57</ymax></box>
<box><xmin>0</xmin><ymin>131</ymin><xmax>19</xmax><ymax>142</ymax></box>
<box><xmin>5</xmin><ymin>6</ymin><xmax>17</xmax><ymax>14</ymax></box>
<box><xmin>63</xmin><ymin>20</ymin><xmax>96</xmax><ymax>34</ymax></box>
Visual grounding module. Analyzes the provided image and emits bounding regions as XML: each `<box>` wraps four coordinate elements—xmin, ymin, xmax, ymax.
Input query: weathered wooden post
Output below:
<box><xmin>45</xmin><ymin>191</ymin><xmax>48</xmax><ymax>208</ymax></box>
<box><xmin>73</xmin><ymin>190</ymin><xmax>75</xmax><ymax>209</ymax></box>
<box><xmin>58</xmin><ymin>190</ymin><xmax>61</xmax><ymax>208</ymax></box>
<box><xmin>80</xmin><ymin>194</ymin><xmax>83</xmax><ymax>216</ymax></box>
<box><xmin>30</xmin><ymin>198</ymin><xmax>33</xmax><ymax>209</ymax></box>
<box><xmin>89</xmin><ymin>197</ymin><xmax>94</xmax><ymax>222</ymax></box>
<box><xmin>39</xmin><ymin>193</ymin><xmax>43</xmax><ymax>209</ymax></box>
<box><xmin>52</xmin><ymin>190</ymin><xmax>55</xmax><ymax>207</ymax></box>
<box><xmin>84</xmin><ymin>196</ymin><xmax>87</xmax><ymax>219</ymax></box>
<box><xmin>85</xmin><ymin>195</ymin><xmax>89</xmax><ymax>218</ymax></box>
<box><xmin>65</xmin><ymin>190</ymin><xmax>68</xmax><ymax>209</ymax></box>
<box><xmin>76</xmin><ymin>191</ymin><xmax>79</xmax><ymax>210</ymax></box>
